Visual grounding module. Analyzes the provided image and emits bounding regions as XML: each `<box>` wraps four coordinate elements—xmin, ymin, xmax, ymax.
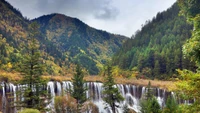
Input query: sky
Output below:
<box><xmin>6</xmin><ymin>0</ymin><xmax>176</xmax><ymax>37</ymax></box>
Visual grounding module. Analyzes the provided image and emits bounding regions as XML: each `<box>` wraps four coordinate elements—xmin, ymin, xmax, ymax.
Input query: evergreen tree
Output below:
<box><xmin>71</xmin><ymin>64</ymin><xmax>87</xmax><ymax>113</ymax></box>
<box><xmin>163</xmin><ymin>96</ymin><xmax>178</xmax><ymax>113</ymax></box>
<box><xmin>140</xmin><ymin>81</ymin><xmax>161</xmax><ymax>113</ymax></box>
<box><xmin>149</xmin><ymin>97</ymin><xmax>161</xmax><ymax>113</ymax></box>
<box><xmin>17</xmin><ymin>22</ymin><xmax>50</xmax><ymax>111</ymax></box>
<box><xmin>103</xmin><ymin>63</ymin><xmax>124</xmax><ymax>113</ymax></box>
<box><xmin>153</xmin><ymin>60</ymin><xmax>160</xmax><ymax>78</ymax></box>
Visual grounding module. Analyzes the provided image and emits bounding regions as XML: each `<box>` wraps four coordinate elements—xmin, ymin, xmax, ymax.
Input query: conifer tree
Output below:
<box><xmin>163</xmin><ymin>96</ymin><xmax>178</xmax><ymax>113</ymax></box>
<box><xmin>103</xmin><ymin>63</ymin><xmax>124</xmax><ymax>113</ymax></box>
<box><xmin>140</xmin><ymin>81</ymin><xmax>161</xmax><ymax>113</ymax></box>
<box><xmin>71</xmin><ymin>64</ymin><xmax>87</xmax><ymax>113</ymax></box>
<box><xmin>17</xmin><ymin>22</ymin><xmax>50</xmax><ymax>111</ymax></box>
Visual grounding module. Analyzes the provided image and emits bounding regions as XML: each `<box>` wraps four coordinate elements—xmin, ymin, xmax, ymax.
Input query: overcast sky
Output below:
<box><xmin>6</xmin><ymin>0</ymin><xmax>176</xmax><ymax>37</ymax></box>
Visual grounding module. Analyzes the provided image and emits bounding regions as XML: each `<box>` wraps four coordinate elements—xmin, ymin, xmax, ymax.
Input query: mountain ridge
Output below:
<box><xmin>112</xmin><ymin>3</ymin><xmax>196</xmax><ymax>79</ymax></box>
<box><xmin>0</xmin><ymin>0</ymin><xmax>127</xmax><ymax>75</ymax></box>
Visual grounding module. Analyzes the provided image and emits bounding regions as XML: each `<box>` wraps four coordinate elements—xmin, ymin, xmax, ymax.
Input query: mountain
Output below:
<box><xmin>33</xmin><ymin>14</ymin><xmax>127</xmax><ymax>75</ymax></box>
<box><xmin>112</xmin><ymin>3</ymin><xmax>196</xmax><ymax>79</ymax></box>
<box><xmin>0</xmin><ymin>0</ymin><xmax>127</xmax><ymax>75</ymax></box>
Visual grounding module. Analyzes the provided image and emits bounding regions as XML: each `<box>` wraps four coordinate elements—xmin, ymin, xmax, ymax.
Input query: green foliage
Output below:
<box><xmin>17</xmin><ymin>22</ymin><xmax>50</xmax><ymax>111</ymax></box>
<box><xmin>112</xmin><ymin>3</ymin><xmax>196</xmax><ymax>79</ymax></box>
<box><xmin>163</xmin><ymin>96</ymin><xmax>178</xmax><ymax>113</ymax></box>
<box><xmin>74</xmin><ymin>54</ymin><xmax>99</xmax><ymax>75</ymax></box>
<box><xmin>71</xmin><ymin>64</ymin><xmax>87</xmax><ymax>112</ymax></box>
<box><xmin>141</xmin><ymin>96</ymin><xmax>161</xmax><ymax>113</ymax></box>
<box><xmin>19</xmin><ymin>108</ymin><xmax>40</xmax><ymax>113</ymax></box>
<box><xmin>178</xmin><ymin>0</ymin><xmax>200</xmax><ymax>68</ymax></box>
<box><xmin>175</xmin><ymin>1</ymin><xmax>200</xmax><ymax>112</ymax></box>
<box><xmin>178</xmin><ymin>0</ymin><xmax>200</xmax><ymax>21</ymax></box>
<box><xmin>103</xmin><ymin>63</ymin><xmax>124</xmax><ymax>113</ymax></box>
<box><xmin>0</xmin><ymin>0</ymin><xmax>127</xmax><ymax>75</ymax></box>
<box><xmin>140</xmin><ymin>82</ymin><xmax>161</xmax><ymax>113</ymax></box>
<box><xmin>176</xmin><ymin>69</ymin><xmax>200</xmax><ymax>112</ymax></box>
<box><xmin>182</xmin><ymin>15</ymin><xmax>200</xmax><ymax>67</ymax></box>
<box><xmin>34</xmin><ymin>13</ymin><xmax>127</xmax><ymax>75</ymax></box>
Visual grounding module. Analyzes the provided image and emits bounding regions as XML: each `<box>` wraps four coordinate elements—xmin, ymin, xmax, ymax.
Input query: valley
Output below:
<box><xmin>0</xmin><ymin>0</ymin><xmax>200</xmax><ymax>112</ymax></box>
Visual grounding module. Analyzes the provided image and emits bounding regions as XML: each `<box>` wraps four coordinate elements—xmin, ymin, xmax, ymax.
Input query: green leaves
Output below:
<box><xmin>140</xmin><ymin>82</ymin><xmax>161</xmax><ymax>113</ymax></box>
<box><xmin>103</xmin><ymin>63</ymin><xmax>124</xmax><ymax>113</ymax></box>
<box><xmin>112</xmin><ymin>3</ymin><xmax>195</xmax><ymax>79</ymax></box>
<box><xmin>16</xmin><ymin>22</ymin><xmax>50</xmax><ymax>111</ymax></box>
<box><xmin>71</xmin><ymin>64</ymin><xmax>87</xmax><ymax>112</ymax></box>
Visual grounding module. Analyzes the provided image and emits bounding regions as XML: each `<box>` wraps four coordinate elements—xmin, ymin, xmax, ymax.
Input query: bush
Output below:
<box><xmin>54</xmin><ymin>95</ymin><xmax>77</xmax><ymax>113</ymax></box>
<box><xmin>19</xmin><ymin>108</ymin><xmax>40</xmax><ymax>113</ymax></box>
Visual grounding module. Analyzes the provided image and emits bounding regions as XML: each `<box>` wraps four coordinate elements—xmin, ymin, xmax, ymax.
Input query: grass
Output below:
<box><xmin>84</xmin><ymin>76</ymin><xmax>175</xmax><ymax>90</ymax></box>
<box><xmin>0</xmin><ymin>70</ymin><xmax>21</xmax><ymax>84</ymax></box>
<box><xmin>0</xmin><ymin>70</ymin><xmax>175</xmax><ymax>90</ymax></box>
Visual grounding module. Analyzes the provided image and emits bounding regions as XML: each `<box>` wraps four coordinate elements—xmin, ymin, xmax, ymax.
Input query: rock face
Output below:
<box><xmin>0</xmin><ymin>81</ymin><xmax>173</xmax><ymax>113</ymax></box>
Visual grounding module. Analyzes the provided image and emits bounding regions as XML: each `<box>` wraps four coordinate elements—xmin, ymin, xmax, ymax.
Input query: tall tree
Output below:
<box><xmin>71</xmin><ymin>64</ymin><xmax>87</xmax><ymax>113</ymax></box>
<box><xmin>18</xmin><ymin>22</ymin><xmax>50</xmax><ymax>111</ymax></box>
<box><xmin>176</xmin><ymin>0</ymin><xmax>200</xmax><ymax>112</ymax></box>
<box><xmin>103</xmin><ymin>63</ymin><xmax>124</xmax><ymax>113</ymax></box>
<box><xmin>178</xmin><ymin>0</ymin><xmax>200</xmax><ymax>66</ymax></box>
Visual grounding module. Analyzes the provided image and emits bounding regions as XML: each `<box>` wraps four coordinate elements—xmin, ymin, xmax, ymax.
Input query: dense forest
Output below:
<box><xmin>33</xmin><ymin>14</ymin><xmax>126</xmax><ymax>75</ymax></box>
<box><xmin>112</xmin><ymin>3</ymin><xmax>196</xmax><ymax>79</ymax></box>
<box><xmin>0</xmin><ymin>0</ymin><xmax>127</xmax><ymax>75</ymax></box>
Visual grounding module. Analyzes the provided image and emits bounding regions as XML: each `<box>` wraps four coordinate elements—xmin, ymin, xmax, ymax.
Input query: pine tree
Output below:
<box><xmin>71</xmin><ymin>64</ymin><xmax>87</xmax><ymax>113</ymax></box>
<box><xmin>140</xmin><ymin>81</ymin><xmax>161</xmax><ymax>113</ymax></box>
<box><xmin>153</xmin><ymin>60</ymin><xmax>160</xmax><ymax>78</ymax></box>
<box><xmin>103</xmin><ymin>63</ymin><xmax>124</xmax><ymax>113</ymax></box>
<box><xmin>163</xmin><ymin>96</ymin><xmax>178</xmax><ymax>113</ymax></box>
<box><xmin>17</xmin><ymin>22</ymin><xmax>50</xmax><ymax>111</ymax></box>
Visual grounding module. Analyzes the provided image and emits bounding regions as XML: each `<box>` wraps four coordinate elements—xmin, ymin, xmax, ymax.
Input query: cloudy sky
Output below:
<box><xmin>6</xmin><ymin>0</ymin><xmax>176</xmax><ymax>37</ymax></box>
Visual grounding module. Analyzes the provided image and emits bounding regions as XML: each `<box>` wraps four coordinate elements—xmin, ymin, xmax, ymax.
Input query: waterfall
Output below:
<box><xmin>2</xmin><ymin>83</ymin><xmax>6</xmax><ymax>113</ymax></box>
<box><xmin>1</xmin><ymin>81</ymin><xmax>174</xmax><ymax>113</ymax></box>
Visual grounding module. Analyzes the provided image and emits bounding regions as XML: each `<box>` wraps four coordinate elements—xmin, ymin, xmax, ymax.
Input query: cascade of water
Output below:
<box><xmin>9</xmin><ymin>83</ymin><xmax>17</xmax><ymax>113</ymax></box>
<box><xmin>141</xmin><ymin>87</ymin><xmax>146</xmax><ymax>98</ymax></box>
<box><xmin>56</xmin><ymin>82</ymin><xmax>62</xmax><ymax>95</ymax></box>
<box><xmin>157</xmin><ymin>88</ymin><xmax>163</xmax><ymax>107</ymax></box>
<box><xmin>2</xmin><ymin>83</ymin><xmax>6</xmax><ymax>113</ymax></box>
<box><xmin>47</xmin><ymin>81</ymin><xmax>55</xmax><ymax>110</ymax></box>
<box><xmin>1</xmin><ymin>81</ymin><xmax>173</xmax><ymax>113</ymax></box>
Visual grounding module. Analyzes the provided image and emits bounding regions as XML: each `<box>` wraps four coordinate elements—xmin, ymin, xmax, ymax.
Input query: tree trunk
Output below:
<box><xmin>112</xmin><ymin>103</ymin><xmax>116</xmax><ymax>113</ymax></box>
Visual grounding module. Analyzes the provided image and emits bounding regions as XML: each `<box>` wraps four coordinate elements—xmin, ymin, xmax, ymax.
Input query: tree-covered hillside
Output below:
<box><xmin>0</xmin><ymin>0</ymin><xmax>127</xmax><ymax>75</ymax></box>
<box><xmin>112</xmin><ymin>3</ymin><xmax>196</xmax><ymax>79</ymax></box>
<box><xmin>33</xmin><ymin>14</ymin><xmax>126</xmax><ymax>75</ymax></box>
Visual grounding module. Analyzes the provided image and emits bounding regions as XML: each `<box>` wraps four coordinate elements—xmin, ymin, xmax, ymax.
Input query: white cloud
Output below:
<box><xmin>5</xmin><ymin>0</ymin><xmax>176</xmax><ymax>37</ymax></box>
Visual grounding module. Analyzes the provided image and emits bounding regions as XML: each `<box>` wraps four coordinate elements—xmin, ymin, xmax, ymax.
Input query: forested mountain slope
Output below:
<box><xmin>112</xmin><ymin>3</ymin><xmax>196</xmax><ymax>79</ymax></box>
<box><xmin>0</xmin><ymin>0</ymin><xmax>127</xmax><ymax>75</ymax></box>
<box><xmin>0</xmin><ymin>0</ymin><xmax>69</xmax><ymax>75</ymax></box>
<box><xmin>33</xmin><ymin>14</ymin><xmax>126</xmax><ymax>74</ymax></box>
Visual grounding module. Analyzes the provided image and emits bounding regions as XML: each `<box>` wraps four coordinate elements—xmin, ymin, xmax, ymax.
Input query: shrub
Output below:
<box><xmin>19</xmin><ymin>108</ymin><xmax>40</xmax><ymax>113</ymax></box>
